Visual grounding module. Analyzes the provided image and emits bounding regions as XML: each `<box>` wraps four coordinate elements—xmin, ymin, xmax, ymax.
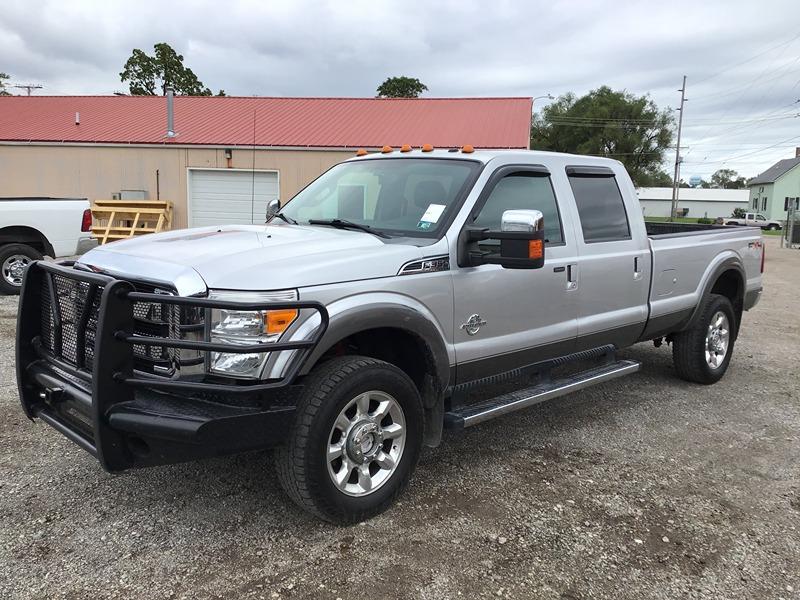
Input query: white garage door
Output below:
<box><xmin>189</xmin><ymin>169</ymin><xmax>279</xmax><ymax>227</ymax></box>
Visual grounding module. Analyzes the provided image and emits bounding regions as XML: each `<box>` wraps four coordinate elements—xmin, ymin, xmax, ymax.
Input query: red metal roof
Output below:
<box><xmin>0</xmin><ymin>96</ymin><xmax>532</xmax><ymax>149</ymax></box>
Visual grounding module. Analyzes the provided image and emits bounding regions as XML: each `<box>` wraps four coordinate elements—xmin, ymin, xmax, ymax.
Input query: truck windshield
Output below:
<box><xmin>278</xmin><ymin>158</ymin><xmax>481</xmax><ymax>237</ymax></box>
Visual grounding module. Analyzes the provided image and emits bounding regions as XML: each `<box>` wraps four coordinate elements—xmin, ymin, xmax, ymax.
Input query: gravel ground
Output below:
<box><xmin>1</xmin><ymin>237</ymin><xmax>798</xmax><ymax>600</ymax></box>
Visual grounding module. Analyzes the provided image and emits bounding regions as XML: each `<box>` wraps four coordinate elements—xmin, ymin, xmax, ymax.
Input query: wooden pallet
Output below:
<box><xmin>91</xmin><ymin>200</ymin><xmax>173</xmax><ymax>244</ymax></box>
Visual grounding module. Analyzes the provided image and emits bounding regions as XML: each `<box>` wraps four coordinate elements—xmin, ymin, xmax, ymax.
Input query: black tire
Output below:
<box><xmin>768</xmin><ymin>224</ymin><xmax>780</xmax><ymax>231</ymax></box>
<box><xmin>0</xmin><ymin>243</ymin><xmax>42</xmax><ymax>295</ymax></box>
<box><xmin>672</xmin><ymin>294</ymin><xmax>736</xmax><ymax>384</ymax></box>
<box><xmin>275</xmin><ymin>356</ymin><xmax>424</xmax><ymax>523</ymax></box>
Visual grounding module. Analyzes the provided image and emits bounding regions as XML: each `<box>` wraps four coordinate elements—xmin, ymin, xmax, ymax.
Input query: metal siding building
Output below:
<box><xmin>0</xmin><ymin>96</ymin><xmax>532</xmax><ymax>229</ymax></box>
<box><xmin>636</xmin><ymin>187</ymin><xmax>749</xmax><ymax>220</ymax></box>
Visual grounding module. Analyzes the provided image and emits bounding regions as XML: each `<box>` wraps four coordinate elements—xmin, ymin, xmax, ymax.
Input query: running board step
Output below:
<box><xmin>444</xmin><ymin>359</ymin><xmax>640</xmax><ymax>429</ymax></box>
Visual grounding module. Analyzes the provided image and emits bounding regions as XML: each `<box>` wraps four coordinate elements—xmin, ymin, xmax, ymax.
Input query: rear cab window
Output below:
<box><xmin>566</xmin><ymin>166</ymin><xmax>631</xmax><ymax>243</ymax></box>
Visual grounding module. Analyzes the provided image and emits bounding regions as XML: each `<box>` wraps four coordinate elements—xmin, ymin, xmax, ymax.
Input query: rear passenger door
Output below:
<box><xmin>566</xmin><ymin>166</ymin><xmax>651</xmax><ymax>349</ymax></box>
<box><xmin>451</xmin><ymin>166</ymin><xmax>578</xmax><ymax>383</ymax></box>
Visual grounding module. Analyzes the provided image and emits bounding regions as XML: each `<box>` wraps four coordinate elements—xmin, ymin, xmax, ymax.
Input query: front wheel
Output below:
<box><xmin>275</xmin><ymin>356</ymin><xmax>424</xmax><ymax>523</ymax></box>
<box><xmin>672</xmin><ymin>294</ymin><xmax>736</xmax><ymax>384</ymax></box>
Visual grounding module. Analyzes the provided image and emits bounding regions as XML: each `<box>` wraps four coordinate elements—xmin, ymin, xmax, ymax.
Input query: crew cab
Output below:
<box><xmin>724</xmin><ymin>212</ymin><xmax>782</xmax><ymax>230</ymax></box>
<box><xmin>0</xmin><ymin>197</ymin><xmax>96</xmax><ymax>294</ymax></box>
<box><xmin>16</xmin><ymin>149</ymin><xmax>764</xmax><ymax>523</ymax></box>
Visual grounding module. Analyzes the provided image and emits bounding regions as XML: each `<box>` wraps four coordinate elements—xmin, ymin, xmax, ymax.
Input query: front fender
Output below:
<box><xmin>265</xmin><ymin>293</ymin><xmax>452</xmax><ymax>392</ymax></box>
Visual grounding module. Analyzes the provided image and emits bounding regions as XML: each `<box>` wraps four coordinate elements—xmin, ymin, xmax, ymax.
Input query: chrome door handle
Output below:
<box><xmin>566</xmin><ymin>263</ymin><xmax>578</xmax><ymax>290</ymax></box>
<box><xmin>633</xmin><ymin>256</ymin><xmax>643</xmax><ymax>281</ymax></box>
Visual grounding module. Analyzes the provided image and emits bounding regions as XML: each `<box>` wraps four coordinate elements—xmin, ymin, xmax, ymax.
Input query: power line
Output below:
<box><xmin>691</xmin><ymin>32</ymin><xmax>800</xmax><ymax>86</ymax></box>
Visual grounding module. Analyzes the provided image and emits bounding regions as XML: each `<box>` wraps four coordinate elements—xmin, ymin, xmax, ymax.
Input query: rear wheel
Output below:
<box><xmin>275</xmin><ymin>356</ymin><xmax>424</xmax><ymax>523</ymax></box>
<box><xmin>672</xmin><ymin>294</ymin><xmax>735</xmax><ymax>384</ymax></box>
<box><xmin>767</xmin><ymin>224</ymin><xmax>780</xmax><ymax>231</ymax></box>
<box><xmin>0</xmin><ymin>244</ymin><xmax>42</xmax><ymax>295</ymax></box>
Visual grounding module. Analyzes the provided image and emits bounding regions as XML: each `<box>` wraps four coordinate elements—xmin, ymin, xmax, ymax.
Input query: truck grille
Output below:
<box><xmin>40</xmin><ymin>274</ymin><xmax>184</xmax><ymax>375</ymax></box>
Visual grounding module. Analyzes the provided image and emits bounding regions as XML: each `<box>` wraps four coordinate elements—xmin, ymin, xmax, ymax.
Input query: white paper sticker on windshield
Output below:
<box><xmin>417</xmin><ymin>204</ymin><xmax>446</xmax><ymax>230</ymax></box>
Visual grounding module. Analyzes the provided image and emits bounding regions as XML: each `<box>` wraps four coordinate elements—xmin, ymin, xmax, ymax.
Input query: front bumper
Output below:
<box><xmin>16</xmin><ymin>261</ymin><xmax>328</xmax><ymax>471</ymax></box>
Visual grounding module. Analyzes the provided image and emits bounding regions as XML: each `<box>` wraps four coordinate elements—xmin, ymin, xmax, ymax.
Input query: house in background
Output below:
<box><xmin>636</xmin><ymin>187</ymin><xmax>748</xmax><ymax>219</ymax></box>
<box><xmin>747</xmin><ymin>149</ymin><xmax>800</xmax><ymax>222</ymax></box>
<box><xmin>0</xmin><ymin>95</ymin><xmax>532</xmax><ymax>230</ymax></box>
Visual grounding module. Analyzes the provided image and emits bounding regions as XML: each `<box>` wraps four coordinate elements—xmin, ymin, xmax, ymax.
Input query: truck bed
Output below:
<box><xmin>644</xmin><ymin>222</ymin><xmax>762</xmax><ymax>338</ymax></box>
<box><xmin>645</xmin><ymin>221</ymin><xmax>730</xmax><ymax>237</ymax></box>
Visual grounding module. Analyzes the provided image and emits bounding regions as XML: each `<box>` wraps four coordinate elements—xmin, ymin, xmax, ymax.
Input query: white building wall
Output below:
<box><xmin>639</xmin><ymin>200</ymin><xmax>746</xmax><ymax>219</ymax></box>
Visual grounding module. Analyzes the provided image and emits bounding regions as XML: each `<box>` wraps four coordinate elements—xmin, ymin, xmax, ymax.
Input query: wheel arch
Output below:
<box><xmin>0</xmin><ymin>226</ymin><xmax>55</xmax><ymax>257</ymax></box>
<box><xmin>685</xmin><ymin>257</ymin><xmax>745</xmax><ymax>338</ymax></box>
<box><xmin>300</xmin><ymin>303</ymin><xmax>451</xmax><ymax>395</ymax></box>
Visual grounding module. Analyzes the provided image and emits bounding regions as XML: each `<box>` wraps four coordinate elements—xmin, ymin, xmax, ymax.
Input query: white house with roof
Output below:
<box><xmin>636</xmin><ymin>187</ymin><xmax>749</xmax><ymax>219</ymax></box>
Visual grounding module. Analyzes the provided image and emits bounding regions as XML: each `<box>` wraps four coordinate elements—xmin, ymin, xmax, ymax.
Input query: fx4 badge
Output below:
<box><xmin>461</xmin><ymin>314</ymin><xmax>487</xmax><ymax>336</ymax></box>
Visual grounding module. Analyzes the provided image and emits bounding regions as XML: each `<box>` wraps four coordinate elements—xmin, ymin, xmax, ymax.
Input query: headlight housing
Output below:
<box><xmin>208</xmin><ymin>289</ymin><xmax>299</xmax><ymax>379</ymax></box>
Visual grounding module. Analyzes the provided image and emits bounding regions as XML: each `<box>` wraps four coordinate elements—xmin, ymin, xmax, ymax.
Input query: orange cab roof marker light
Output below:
<box><xmin>421</xmin><ymin>144</ymin><xmax>434</xmax><ymax>152</ymax></box>
<box><xmin>355</xmin><ymin>148</ymin><xmax>368</xmax><ymax>156</ymax></box>
<box><xmin>400</xmin><ymin>144</ymin><xmax>412</xmax><ymax>152</ymax></box>
<box><xmin>381</xmin><ymin>145</ymin><xmax>393</xmax><ymax>153</ymax></box>
<box><xmin>461</xmin><ymin>144</ymin><xmax>474</xmax><ymax>154</ymax></box>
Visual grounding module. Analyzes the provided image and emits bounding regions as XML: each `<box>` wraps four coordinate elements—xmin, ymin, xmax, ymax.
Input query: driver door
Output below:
<box><xmin>450</xmin><ymin>166</ymin><xmax>578</xmax><ymax>384</ymax></box>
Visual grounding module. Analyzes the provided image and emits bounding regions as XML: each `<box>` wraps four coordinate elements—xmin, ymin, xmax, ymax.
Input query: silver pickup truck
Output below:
<box><xmin>16</xmin><ymin>149</ymin><xmax>764</xmax><ymax>523</ymax></box>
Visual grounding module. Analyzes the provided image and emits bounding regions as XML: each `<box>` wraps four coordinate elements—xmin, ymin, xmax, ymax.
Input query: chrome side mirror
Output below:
<box><xmin>266</xmin><ymin>198</ymin><xmax>281</xmax><ymax>220</ymax></box>
<box><xmin>501</xmin><ymin>209</ymin><xmax>544</xmax><ymax>233</ymax></box>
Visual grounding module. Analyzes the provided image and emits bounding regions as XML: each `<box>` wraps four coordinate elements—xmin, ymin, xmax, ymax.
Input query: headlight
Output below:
<box><xmin>208</xmin><ymin>289</ymin><xmax>298</xmax><ymax>378</ymax></box>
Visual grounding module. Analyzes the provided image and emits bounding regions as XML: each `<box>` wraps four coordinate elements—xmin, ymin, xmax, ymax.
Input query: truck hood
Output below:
<box><xmin>78</xmin><ymin>224</ymin><xmax>424</xmax><ymax>292</ymax></box>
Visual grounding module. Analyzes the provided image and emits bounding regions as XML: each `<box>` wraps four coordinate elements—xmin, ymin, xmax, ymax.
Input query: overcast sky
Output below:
<box><xmin>2</xmin><ymin>0</ymin><xmax>799</xmax><ymax>180</ymax></box>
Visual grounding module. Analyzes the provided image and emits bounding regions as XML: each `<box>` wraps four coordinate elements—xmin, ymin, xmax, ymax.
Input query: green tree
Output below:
<box><xmin>709</xmin><ymin>168</ymin><xmax>747</xmax><ymax>189</ymax></box>
<box><xmin>0</xmin><ymin>72</ymin><xmax>11</xmax><ymax>96</ymax></box>
<box><xmin>531</xmin><ymin>86</ymin><xmax>674</xmax><ymax>187</ymax></box>
<box><xmin>120</xmin><ymin>43</ymin><xmax>222</xmax><ymax>96</ymax></box>
<box><xmin>376</xmin><ymin>76</ymin><xmax>428</xmax><ymax>98</ymax></box>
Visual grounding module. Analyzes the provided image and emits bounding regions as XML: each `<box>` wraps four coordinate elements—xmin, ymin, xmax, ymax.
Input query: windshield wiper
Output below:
<box><xmin>307</xmin><ymin>219</ymin><xmax>391</xmax><ymax>239</ymax></box>
<box><xmin>271</xmin><ymin>212</ymin><xmax>298</xmax><ymax>225</ymax></box>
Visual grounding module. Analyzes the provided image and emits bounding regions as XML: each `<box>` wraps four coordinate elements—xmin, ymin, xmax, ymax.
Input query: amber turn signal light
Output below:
<box><xmin>421</xmin><ymin>144</ymin><xmax>434</xmax><ymax>152</ymax></box>
<box><xmin>264</xmin><ymin>309</ymin><xmax>299</xmax><ymax>335</ymax></box>
<box><xmin>528</xmin><ymin>239</ymin><xmax>543</xmax><ymax>260</ymax></box>
<box><xmin>355</xmin><ymin>148</ymin><xmax>368</xmax><ymax>156</ymax></box>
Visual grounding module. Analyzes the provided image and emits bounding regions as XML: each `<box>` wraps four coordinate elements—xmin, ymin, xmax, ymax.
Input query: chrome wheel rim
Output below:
<box><xmin>705</xmin><ymin>311</ymin><xmax>730</xmax><ymax>369</ymax></box>
<box><xmin>2</xmin><ymin>254</ymin><xmax>32</xmax><ymax>287</ymax></box>
<box><xmin>327</xmin><ymin>390</ymin><xmax>406</xmax><ymax>497</ymax></box>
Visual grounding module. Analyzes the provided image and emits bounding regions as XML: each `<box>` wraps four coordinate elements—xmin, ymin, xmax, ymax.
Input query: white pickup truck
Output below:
<box><xmin>0</xmin><ymin>198</ymin><xmax>97</xmax><ymax>294</ymax></box>
<box><xmin>723</xmin><ymin>212</ymin><xmax>782</xmax><ymax>230</ymax></box>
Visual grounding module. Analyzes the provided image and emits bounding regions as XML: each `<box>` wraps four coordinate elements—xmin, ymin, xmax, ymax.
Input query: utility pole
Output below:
<box><xmin>670</xmin><ymin>75</ymin><xmax>687</xmax><ymax>221</ymax></box>
<box><xmin>13</xmin><ymin>84</ymin><xmax>43</xmax><ymax>96</ymax></box>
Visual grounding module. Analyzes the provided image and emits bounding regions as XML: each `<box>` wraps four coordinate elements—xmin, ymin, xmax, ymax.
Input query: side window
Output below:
<box><xmin>756</xmin><ymin>214</ymin><xmax>766</xmax><ymax>221</ymax></box>
<box><xmin>762</xmin><ymin>198</ymin><xmax>768</xmax><ymax>211</ymax></box>
<box><xmin>567</xmin><ymin>173</ymin><xmax>631</xmax><ymax>243</ymax></box>
<box><xmin>472</xmin><ymin>173</ymin><xmax>564</xmax><ymax>245</ymax></box>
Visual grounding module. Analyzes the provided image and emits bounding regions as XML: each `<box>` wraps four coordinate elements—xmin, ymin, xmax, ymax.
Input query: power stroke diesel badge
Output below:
<box><xmin>460</xmin><ymin>314</ymin><xmax>487</xmax><ymax>336</ymax></box>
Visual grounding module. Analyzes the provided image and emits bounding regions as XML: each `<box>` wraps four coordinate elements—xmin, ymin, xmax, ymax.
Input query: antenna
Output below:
<box><xmin>13</xmin><ymin>83</ymin><xmax>43</xmax><ymax>96</ymax></box>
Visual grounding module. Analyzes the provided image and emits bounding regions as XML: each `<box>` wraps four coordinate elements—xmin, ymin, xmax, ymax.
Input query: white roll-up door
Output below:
<box><xmin>189</xmin><ymin>169</ymin><xmax>279</xmax><ymax>227</ymax></box>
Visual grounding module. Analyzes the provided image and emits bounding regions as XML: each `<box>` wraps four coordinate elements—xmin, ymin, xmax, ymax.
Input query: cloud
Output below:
<box><xmin>1</xmin><ymin>0</ymin><xmax>799</xmax><ymax>177</ymax></box>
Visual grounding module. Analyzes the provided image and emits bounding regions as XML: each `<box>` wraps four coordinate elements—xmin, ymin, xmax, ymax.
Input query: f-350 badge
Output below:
<box><xmin>460</xmin><ymin>314</ymin><xmax>487</xmax><ymax>336</ymax></box>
